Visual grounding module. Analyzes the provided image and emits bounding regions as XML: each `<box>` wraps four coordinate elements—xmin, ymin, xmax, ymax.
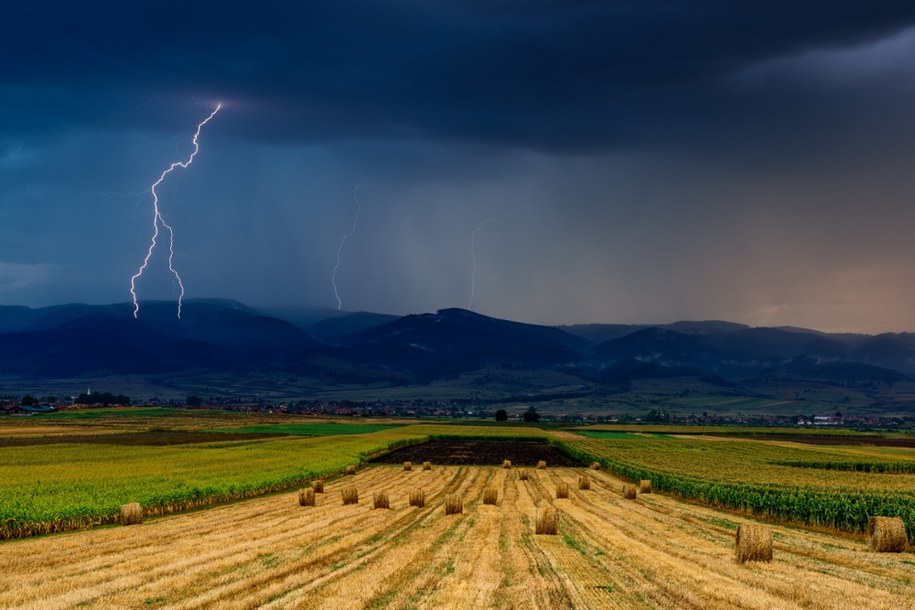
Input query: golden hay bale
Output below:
<box><xmin>639</xmin><ymin>480</ymin><xmax>652</xmax><ymax>494</ymax></box>
<box><xmin>345</xmin><ymin>464</ymin><xmax>357</xmax><ymax>476</ymax></box>
<box><xmin>502</xmin><ymin>459</ymin><xmax>512</xmax><ymax>469</ymax></box>
<box><xmin>535</xmin><ymin>506</ymin><xmax>559</xmax><ymax>535</ymax></box>
<box><xmin>735</xmin><ymin>523</ymin><xmax>773</xmax><ymax>563</ymax></box>
<box><xmin>578</xmin><ymin>476</ymin><xmax>591</xmax><ymax>490</ymax></box>
<box><xmin>589</xmin><ymin>462</ymin><xmax>601</xmax><ymax>471</ymax></box>
<box><xmin>422</xmin><ymin>461</ymin><xmax>432</xmax><ymax>471</ymax></box>
<box><xmin>483</xmin><ymin>487</ymin><xmax>498</xmax><ymax>505</ymax></box>
<box><xmin>622</xmin><ymin>484</ymin><xmax>637</xmax><ymax>500</ymax></box>
<box><xmin>518</xmin><ymin>469</ymin><xmax>529</xmax><ymax>481</ymax></box>
<box><xmin>312</xmin><ymin>479</ymin><xmax>324</xmax><ymax>493</ymax></box>
<box><xmin>373</xmin><ymin>491</ymin><xmax>390</xmax><ymax>509</ymax></box>
<box><xmin>403</xmin><ymin>461</ymin><xmax>412</xmax><ymax>471</ymax></box>
<box><xmin>867</xmin><ymin>516</ymin><xmax>908</xmax><ymax>552</ymax></box>
<box><xmin>444</xmin><ymin>494</ymin><xmax>463</xmax><ymax>515</ymax></box>
<box><xmin>409</xmin><ymin>489</ymin><xmax>426</xmax><ymax>508</ymax></box>
<box><xmin>298</xmin><ymin>488</ymin><xmax>316</xmax><ymax>507</ymax></box>
<box><xmin>119</xmin><ymin>502</ymin><xmax>143</xmax><ymax>525</ymax></box>
<box><xmin>556</xmin><ymin>482</ymin><xmax>570</xmax><ymax>499</ymax></box>
<box><xmin>537</xmin><ymin>460</ymin><xmax>547</xmax><ymax>470</ymax></box>
<box><xmin>341</xmin><ymin>485</ymin><xmax>359</xmax><ymax>505</ymax></box>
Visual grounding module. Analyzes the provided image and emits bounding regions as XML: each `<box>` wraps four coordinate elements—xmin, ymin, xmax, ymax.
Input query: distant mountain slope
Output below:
<box><xmin>0</xmin><ymin>301</ymin><xmax>315</xmax><ymax>377</ymax></box>
<box><xmin>0</xmin><ymin>300</ymin><xmax>912</xmax><ymax>386</ymax></box>
<box><xmin>341</xmin><ymin>308</ymin><xmax>590</xmax><ymax>381</ymax></box>
<box><xmin>0</xmin><ymin>305</ymin><xmax>36</xmax><ymax>333</ymax></box>
<box><xmin>590</xmin><ymin>325</ymin><xmax>910</xmax><ymax>381</ymax></box>
<box><xmin>308</xmin><ymin>312</ymin><xmax>400</xmax><ymax>344</ymax></box>
<box><xmin>561</xmin><ymin>320</ymin><xmax>748</xmax><ymax>343</ymax></box>
<box><xmin>256</xmin><ymin>305</ymin><xmax>352</xmax><ymax>330</ymax></box>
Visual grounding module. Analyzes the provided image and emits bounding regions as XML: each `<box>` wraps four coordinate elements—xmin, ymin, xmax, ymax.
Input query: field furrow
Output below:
<box><xmin>0</xmin><ymin>465</ymin><xmax>913</xmax><ymax>610</ymax></box>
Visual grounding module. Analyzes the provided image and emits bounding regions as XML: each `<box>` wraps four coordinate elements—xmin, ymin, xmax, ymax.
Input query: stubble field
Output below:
<box><xmin>2</xmin><ymin>463</ymin><xmax>913</xmax><ymax>610</ymax></box>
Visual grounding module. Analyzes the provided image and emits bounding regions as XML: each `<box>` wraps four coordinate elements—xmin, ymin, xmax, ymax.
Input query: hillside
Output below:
<box><xmin>1</xmin><ymin>301</ymin><xmax>914</xmax><ymax>412</ymax></box>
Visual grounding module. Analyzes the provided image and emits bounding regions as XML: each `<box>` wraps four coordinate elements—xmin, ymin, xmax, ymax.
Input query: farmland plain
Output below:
<box><xmin>0</xmin><ymin>413</ymin><xmax>913</xmax><ymax>609</ymax></box>
<box><xmin>1</xmin><ymin>464</ymin><xmax>913</xmax><ymax>609</ymax></box>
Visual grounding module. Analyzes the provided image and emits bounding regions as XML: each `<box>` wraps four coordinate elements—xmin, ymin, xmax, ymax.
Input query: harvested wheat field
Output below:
<box><xmin>0</xmin><ymin>466</ymin><xmax>912</xmax><ymax>610</ymax></box>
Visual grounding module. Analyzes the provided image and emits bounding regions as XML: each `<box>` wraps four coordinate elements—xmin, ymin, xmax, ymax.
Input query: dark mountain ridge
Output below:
<box><xmin>1</xmin><ymin>301</ymin><xmax>913</xmax><ymax>388</ymax></box>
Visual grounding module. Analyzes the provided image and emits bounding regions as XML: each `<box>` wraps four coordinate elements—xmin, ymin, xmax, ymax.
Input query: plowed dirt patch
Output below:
<box><xmin>371</xmin><ymin>439</ymin><xmax>582</xmax><ymax>466</ymax></box>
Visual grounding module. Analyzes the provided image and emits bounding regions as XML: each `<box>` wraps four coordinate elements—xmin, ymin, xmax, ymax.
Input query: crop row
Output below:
<box><xmin>556</xmin><ymin>438</ymin><xmax>915</xmax><ymax>539</ymax></box>
<box><xmin>773</xmin><ymin>460</ymin><xmax>915</xmax><ymax>474</ymax></box>
<box><xmin>0</xmin><ymin>430</ymin><xmax>431</xmax><ymax>540</ymax></box>
<box><xmin>0</xmin><ymin>422</ymin><xmax>548</xmax><ymax>540</ymax></box>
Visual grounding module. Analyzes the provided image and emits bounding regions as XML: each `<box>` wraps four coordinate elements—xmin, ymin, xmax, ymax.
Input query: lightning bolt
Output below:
<box><xmin>468</xmin><ymin>210</ymin><xmax>514</xmax><ymax>311</ymax></box>
<box><xmin>331</xmin><ymin>184</ymin><xmax>362</xmax><ymax>310</ymax></box>
<box><xmin>130</xmin><ymin>103</ymin><xmax>222</xmax><ymax>319</ymax></box>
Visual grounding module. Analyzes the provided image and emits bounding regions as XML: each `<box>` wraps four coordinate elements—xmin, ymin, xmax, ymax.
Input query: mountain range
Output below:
<box><xmin>1</xmin><ymin>299</ymin><xmax>913</xmax><ymax>391</ymax></box>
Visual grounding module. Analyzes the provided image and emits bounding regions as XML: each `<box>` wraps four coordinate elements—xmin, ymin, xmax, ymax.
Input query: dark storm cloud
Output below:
<box><xmin>3</xmin><ymin>1</ymin><xmax>915</xmax><ymax>152</ymax></box>
<box><xmin>6</xmin><ymin>1</ymin><xmax>915</xmax><ymax>332</ymax></box>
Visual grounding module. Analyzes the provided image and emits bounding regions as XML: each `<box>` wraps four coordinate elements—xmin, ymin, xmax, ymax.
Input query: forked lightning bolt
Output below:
<box><xmin>130</xmin><ymin>104</ymin><xmax>221</xmax><ymax>319</ymax></box>
<box><xmin>331</xmin><ymin>185</ymin><xmax>362</xmax><ymax>310</ymax></box>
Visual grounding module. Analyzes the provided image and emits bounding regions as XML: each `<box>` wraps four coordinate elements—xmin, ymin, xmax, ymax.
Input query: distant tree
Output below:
<box><xmin>20</xmin><ymin>394</ymin><xmax>38</xmax><ymax>407</ymax></box>
<box><xmin>644</xmin><ymin>409</ymin><xmax>670</xmax><ymax>423</ymax></box>
<box><xmin>186</xmin><ymin>395</ymin><xmax>202</xmax><ymax>407</ymax></box>
<box><xmin>522</xmin><ymin>406</ymin><xmax>540</xmax><ymax>423</ymax></box>
<box><xmin>76</xmin><ymin>391</ymin><xmax>130</xmax><ymax>406</ymax></box>
<box><xmin>495</xmin><ymin>409</ymin><xmax>508</xmax><ymax>422</ymax></box>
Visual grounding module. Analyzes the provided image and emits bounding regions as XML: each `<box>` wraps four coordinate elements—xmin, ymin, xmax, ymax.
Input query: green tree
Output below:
<box><xmin>495</xmin><ymin>409</ymin><xmax>508</xmax><ymax>422</ymax></box>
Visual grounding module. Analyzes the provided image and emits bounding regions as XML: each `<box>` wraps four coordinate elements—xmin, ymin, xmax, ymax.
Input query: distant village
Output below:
<box><xmin>0</xmin><ymin>391</ymin><xmax>911</xmax><ymax>429</ymax></box>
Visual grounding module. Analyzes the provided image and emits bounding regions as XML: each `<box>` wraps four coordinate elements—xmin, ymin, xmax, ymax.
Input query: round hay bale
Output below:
<box><xmin>735</xmin><ymin>523</ymin><xmax>773</xmax><ymax>563</ymax></box>
<box><xmin>444</xmin><ymin>494</ymin><xmax>463</xmax><ymax>515</ymax></box>
<box><xmin>578</xmin><ymin>476</ymin><xmax>591</xmax><ymax>490</ymax></box>
<box><xmin>403</xmin><ymin>461</ymin><xmax>412</xmax><ymax>471</ymax></box>
<box><xmin>341</xmin><ymin>485</ymin><xmax>359</xmax><ymax>505</ymax></box>
<box><xmin>502</xmin><ymin>459</ymin><xmax>512</xmax><ymax>469</ymax></box>
<box><xmin>537</xmin><ymin>460</ymin><xmax>547</xmax><ymax>470</ymax></box>
<box><xmin>373</xmin><ymin>491</ymin><xmax>390</xmax><ymax>510</ymax></box>
<box><xmin>535</xmin><ymin>506</ymin><xmax>559</xmax><ymax>535</ymax></box>
<box><xmin>422</xmin><ymin>461</ymin><xmax>432</xmax><ymax>471</ymax></box>
<box><xmin>119</xmin><ymin>502</ymin><xmax>143</xmax><ymax>525</ymax></box>
<box><xmin>622</xmin><ymin>484</ymin><xmax>637</xmax><ymax>500</ymax></box>
<box><xmin>589</xmin><ymin>462</ymin><xmax>601</xmax><ymax>471</ymax></box>
<box><xmin>483</xmin><ymin>487</ymin><xmax>498</xmax><ymax>505</ymax></box>
<box><xmin>639</xmin><ymin>480</ymin><xmax>652</xmax><ymax>494</ymax></box>
<box><xmin>298</xmin><ymin>488</ymin><xmax>316</xmax><ymax>507</ymax></box>
<box><xmin>555</xmin><ymin>482</ymin><xmax>570</xmax><ymax>499</ymax></box>
<box><xmin>518</xmin><ymin>469</ymin><xmax>529</xmax><ymax>481</ymax></box>
<box><xmin>311</xmin><ymin>479</ymin><xmax>325</xmax><ymax>493</ymax></box>
<box><xmin>345</xmin><ymin>464</ymin><xmax>357</xmax><ymax>476</ymax></box>
<box><xmin>409</xmin><ymin>489</ymin><xmax>426</xmax><ymax>508</ymax></box>
<box><xmin>867</xmin><ymin>516</ymin><xmax>908</xmax><ymax>552</ymax></box>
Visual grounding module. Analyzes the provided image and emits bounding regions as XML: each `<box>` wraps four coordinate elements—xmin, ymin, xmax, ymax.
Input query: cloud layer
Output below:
<box><xmin>3</xmin><ymin>2</ymin><xmax>915</xmax><ymax>331</ymax></box>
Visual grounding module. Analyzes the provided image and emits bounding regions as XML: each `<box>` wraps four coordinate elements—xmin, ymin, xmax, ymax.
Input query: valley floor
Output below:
<box><xmin>0</xmin><ymin>466</ymin><xmax>912</xmax><ymax>610</ymax></box>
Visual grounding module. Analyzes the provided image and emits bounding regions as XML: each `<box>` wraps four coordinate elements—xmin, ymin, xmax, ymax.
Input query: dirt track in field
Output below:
<box><xmin>0</xmin><ymin>466</ymin><xmax>912</xmax><ymax>610</ymax></box>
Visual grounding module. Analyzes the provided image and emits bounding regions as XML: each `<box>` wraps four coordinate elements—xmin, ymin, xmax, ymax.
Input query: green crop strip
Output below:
<box><xmin>555</xmin><ymin>437</ymin><xmax>915</xmax><ymax>540</ymax></box>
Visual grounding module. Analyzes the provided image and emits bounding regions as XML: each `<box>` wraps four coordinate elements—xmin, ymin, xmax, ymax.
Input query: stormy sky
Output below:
<box><xmin>4</xmin><ymin>1</ymin><xmax>915</xmax><ymax>333</ymax></box>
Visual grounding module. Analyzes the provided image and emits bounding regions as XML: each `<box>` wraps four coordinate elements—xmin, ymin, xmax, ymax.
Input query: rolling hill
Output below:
<box><xmin>1</xmin><ymin>300</ymin><xmax>912</xmax><ymax>393</ymax></box>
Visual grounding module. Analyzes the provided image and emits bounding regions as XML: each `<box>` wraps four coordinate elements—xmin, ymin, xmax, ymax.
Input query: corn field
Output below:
<box><xmin>556</xmin><ymin>437</ymin><xmax>915</xmax><ymax>539</ymax></box>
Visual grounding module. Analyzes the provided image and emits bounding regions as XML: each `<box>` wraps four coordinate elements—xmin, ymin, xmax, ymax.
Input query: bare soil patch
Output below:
<box><xmin>371</xmin><ymin>439</ymin><xmax>583</xmax><ymax>466</ymax></box>
<box><xmin>730</xmin><ymin>434</ymin><xmax>915</xmax><ymax>447</ymax></box>
<box><xmin>0</xmin><ymin>429</ymin><xmax>281</xmax><ymax>447</ymax></box>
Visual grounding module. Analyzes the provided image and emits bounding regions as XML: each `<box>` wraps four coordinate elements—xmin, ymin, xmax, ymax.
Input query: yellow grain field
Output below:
<box><xmin>0</xmin><ymin>466</ymin><xmax>912</xmax><ymax>610</ymax></box>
